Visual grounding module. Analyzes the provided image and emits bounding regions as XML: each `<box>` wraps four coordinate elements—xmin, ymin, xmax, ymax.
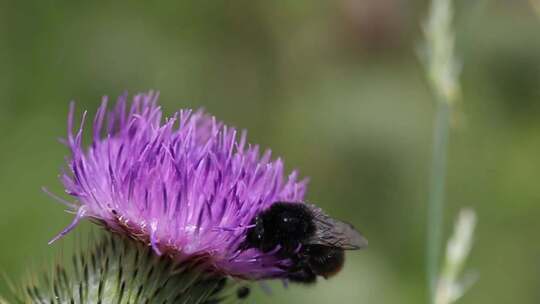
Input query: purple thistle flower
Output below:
<box><xmin>51</xmin><ymin>92</ymin><xmax>308</xmax><ymax>279</ymax></box>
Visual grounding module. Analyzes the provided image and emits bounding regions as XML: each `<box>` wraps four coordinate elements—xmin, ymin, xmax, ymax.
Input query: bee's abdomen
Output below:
<box><xmin>304</xmin><ymin>245</ymin><xmax>345</xmax><ymax>278</ymax></box>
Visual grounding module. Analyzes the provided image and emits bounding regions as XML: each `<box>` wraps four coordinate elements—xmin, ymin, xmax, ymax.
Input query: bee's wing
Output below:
<box><xmin>306</xmin><ymin>204</ymin><xmax>368</xmax><ymax>250</ymax></box>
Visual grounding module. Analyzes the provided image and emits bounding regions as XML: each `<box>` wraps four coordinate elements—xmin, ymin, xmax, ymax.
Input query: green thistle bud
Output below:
<box><xmin>7</xmin><ymin>234</ymin><xmax>233</xmax><ymax>304</ymax></box>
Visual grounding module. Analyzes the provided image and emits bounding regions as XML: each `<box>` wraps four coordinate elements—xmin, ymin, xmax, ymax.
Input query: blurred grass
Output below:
<box><xmin>1</xmin><ymin>1</ymin><xmax>540</xmax><ymax>303</ymax></box>
<box><xmin>421</xmin><ymin>0</ymin><xmax>460</xmax><ymax>301</ymax></box>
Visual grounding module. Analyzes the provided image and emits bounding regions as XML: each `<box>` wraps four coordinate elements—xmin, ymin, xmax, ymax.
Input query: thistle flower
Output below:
<box><xmin>51</xmin><ymin>92</ymin><xmax>308</xmax><ymax>280</ymax></box>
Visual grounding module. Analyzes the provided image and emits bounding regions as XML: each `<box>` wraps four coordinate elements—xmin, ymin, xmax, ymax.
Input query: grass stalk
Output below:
<box><xmin>427</xmin><ymin>98</ymin><xmax>451</xmax><ymax>302</ymax></box>
<box><xmin>421</xmin><ymin>0</ymin><xmax>460</xmax><ymax>302</ymax></box>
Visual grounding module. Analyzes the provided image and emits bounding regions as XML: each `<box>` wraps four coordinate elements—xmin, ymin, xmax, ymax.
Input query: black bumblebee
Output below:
<box><xmin>244</xmin><ymin>202</ymin><xmax>367</xmax><ymax>283</ymax></box>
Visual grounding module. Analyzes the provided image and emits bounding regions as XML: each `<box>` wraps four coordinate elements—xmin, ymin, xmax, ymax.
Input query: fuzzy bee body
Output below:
<box><xmin>244</xmin><ymin>202</ymin><xmax>367</xmax><ymax>283</ymax></box>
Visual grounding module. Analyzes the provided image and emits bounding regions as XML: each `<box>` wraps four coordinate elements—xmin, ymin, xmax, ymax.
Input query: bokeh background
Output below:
<box><xmin>1</xmin><ymin>0</ymin><xmax>540</xmax><ymax>303</ymax></box>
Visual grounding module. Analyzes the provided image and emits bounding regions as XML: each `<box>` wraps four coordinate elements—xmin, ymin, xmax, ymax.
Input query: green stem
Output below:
<box><xmin>427</xmin><ymin>99</ymin><xmax>450</xmax><ymax>304</ymax></box>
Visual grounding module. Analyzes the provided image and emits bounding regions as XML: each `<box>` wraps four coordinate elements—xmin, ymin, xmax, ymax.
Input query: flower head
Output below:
<box><xmin>51</xmin><ymin>92</ymin><xmax>308</xmax><ymax>279</ymax></box>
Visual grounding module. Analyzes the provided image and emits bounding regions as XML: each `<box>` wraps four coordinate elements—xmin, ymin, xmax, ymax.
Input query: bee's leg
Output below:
<box><xmin>287</xmin><ymin>266</ymin><xmax>317</xmax><ymax>284</ymax></box>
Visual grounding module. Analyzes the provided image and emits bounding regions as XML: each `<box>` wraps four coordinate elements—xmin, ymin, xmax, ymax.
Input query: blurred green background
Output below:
<box><xmin>1</xmin><ymin>0</ymin><xmax>540</xmax><ymax>303</ymax></box>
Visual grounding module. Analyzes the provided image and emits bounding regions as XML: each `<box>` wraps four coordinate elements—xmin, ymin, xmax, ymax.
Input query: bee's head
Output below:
<box><xmin>245</xmin><ymin>202</ymin><xmax>316</xmax><ymax>253</ymax></box>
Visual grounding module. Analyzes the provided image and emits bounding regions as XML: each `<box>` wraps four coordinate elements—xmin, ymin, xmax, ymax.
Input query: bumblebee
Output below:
<box><xmin>244</xmin><ymin>202</ymin><xmax>367</xmax><ymax>283</ymax></box>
